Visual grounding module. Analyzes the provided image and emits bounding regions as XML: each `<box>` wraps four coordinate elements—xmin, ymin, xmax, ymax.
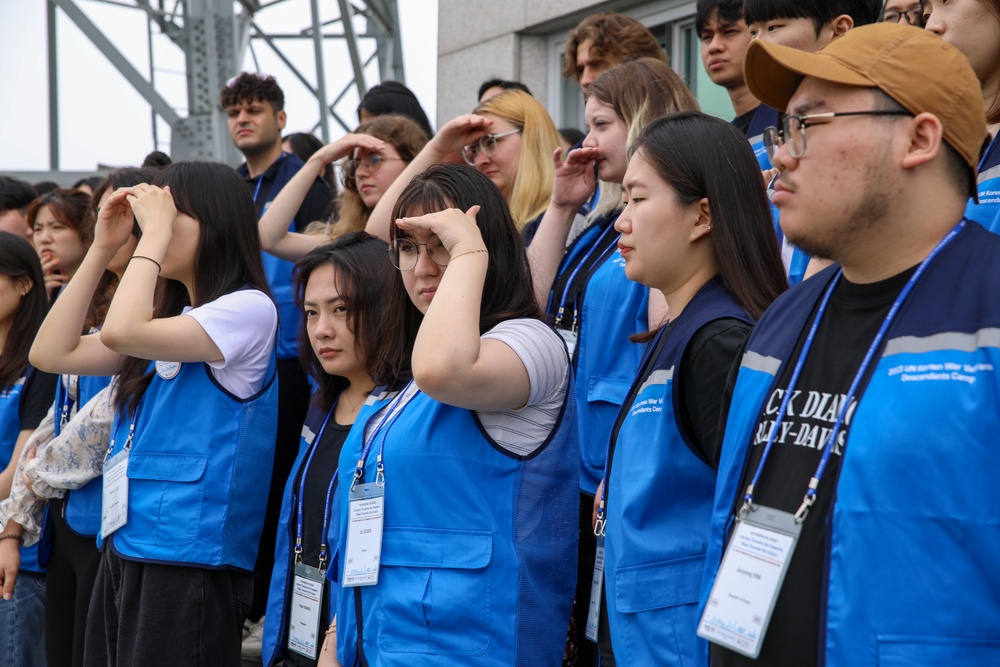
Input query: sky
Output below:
<box><xmin>0</xmin><ymin>0</ymin><xmax>439</xmax><ymax>174</ymax></box>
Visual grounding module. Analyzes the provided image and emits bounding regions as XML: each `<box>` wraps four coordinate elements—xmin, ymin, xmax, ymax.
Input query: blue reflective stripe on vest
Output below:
<box><xmin>965</xmin><ymin>133</ymin><xmax>1000</xmax><ymax>234</ymax></box>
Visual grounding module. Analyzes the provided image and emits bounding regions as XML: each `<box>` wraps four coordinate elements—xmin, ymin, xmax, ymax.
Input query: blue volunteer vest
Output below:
<box><xmin>53</xmin><ymin>374</ymin><xmax>112</xmax><ymax>537</ymax></box>
<box><xmin>701</xmin><ymin>220</ymin><xmax>1000</xmax><ymax>665</ymax></box>
<box><xmin>0</xmin><ymin>368</ymin><xmax>43</xmax><ymax>573</ymax></box>
<box><xmin>744</xmin><ymin>105</ymin><xmax>809</xmax><ymax>285</ymax></box>
<box><xmin>604</xmin><ymin>278</ymin><xmax>751</xmax><ymax>667</ymax></box>
<box><xmin>336</xmin><ymin>372</ymin><xmax>580</xmax><ymax>666</ymax></box>
<box><xmin>262</xmin><ymin>405</ymin><xmax>339</xmax><ymax>667</ymax></box>
<box><xmin>103</xmin><ymin>354</ymin><xmax>278</xmax><ymax>570</ymax></box>
<box><xmin>241</xmin><ymin>152</ymin><xmax>308</xmax><ymax>360</ymax></box>
<box><xmin>965</xmin><ymin>133</ymin><xmax>1000</xmax><ymax>234</ymax></box>
<box><xmin>548</xmin><ymin>213</ymin><xmax>649</xmax><ymax>494</ymax></box>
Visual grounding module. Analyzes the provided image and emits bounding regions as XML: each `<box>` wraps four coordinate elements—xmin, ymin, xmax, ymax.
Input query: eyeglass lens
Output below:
<box><xmin>388</xmin><ymin>239</ymin><xmax>452</xmax><ymax>270</ymax></box>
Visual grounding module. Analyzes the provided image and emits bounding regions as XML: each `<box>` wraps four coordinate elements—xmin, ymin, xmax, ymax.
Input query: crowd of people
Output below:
<box><xmin>0</xmin><ymin>1</ymin><xmax>997</xmax><ymax>666</ymax></box>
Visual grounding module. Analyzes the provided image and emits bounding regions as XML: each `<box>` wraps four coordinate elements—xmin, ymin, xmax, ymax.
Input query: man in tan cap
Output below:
<box><xmin>697</xmin><ymin>23</ymin><xmax>999</xmax><ymax>667</ymax></box>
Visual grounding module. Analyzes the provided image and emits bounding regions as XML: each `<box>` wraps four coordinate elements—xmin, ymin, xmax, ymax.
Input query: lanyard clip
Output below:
<box><xmin>318</xmin><ymin>546</ymin><xmax>329</xmax><ymax>573</ymax></box>
<box><xmin>793</xmin><ymin>478</ymin><xmax>819</xmax><ymax>523</ymax></box>
<box><xmin>122</xmin><ymin>422</ymin><xmax>136</xmax><ymax>452</ymax></box>
<box><xmin>351</xmin><ymin>460</ymin><xmax>365</xmax><ymax>491</ymax></box>
<box><xmin>293</xmin><ymin>538</ymin><xmax>303</xmax><ymax>563</ymax></box>
<box><xmin>375</xmin><ymin>456</ymin><xmax>385</xmax><ymax>487</ymax></box>
<box><xmin>593</xmin><ymin>502</ymin><xmax>605</xmax><ymax>538</ymax></box>
<box><xmin>59</xmin><ymin>407</ymin><xmax>70</xmax><ymax>430</ymax></box>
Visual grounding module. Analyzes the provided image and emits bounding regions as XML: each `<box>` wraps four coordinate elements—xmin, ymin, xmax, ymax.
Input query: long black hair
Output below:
<box><xmin>373</xmin><ymin>164</ymin><xmax>539</xmax><ymax>387</ymax></box>
<box><xmin>114</xmin><ymin>161</ymin><xmax>272</xmax><ymax>417</ymax></box>
<box><xmin>631</xmin><ymin>111</ymin><xmax>787</xmax><ymax>320</ymax></box>
<box><xmin>0</xmin><ymin>233</ymin><xmax>48</xmax><ymax>392</ymax></box>
<box><xmin>294</xmin><ymin>232</ymin><xmax>393</xmax><ymax>411</ymax></box>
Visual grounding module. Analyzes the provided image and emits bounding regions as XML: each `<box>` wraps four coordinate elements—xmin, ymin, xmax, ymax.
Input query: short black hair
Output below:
<box><xmin>357</xmin><ymin>81</ymin><xmax>433</xmax><ymax>138</ymax></box>
<box><xmin>142</xmin><ymin>151</ymin><xmax>172</xmax><ymax>170</ymax></box>
<box><xmin>744</xmin><ymin>0</ymin><xmax>882</xmax><ymax>32</ymax></box>
<box><xmin>477</xmin><ymin>78</ymin><xmax>532</xmax><ymax>101</ymax></box>
<box><xmin>218</xmin><ymin>72</ymin><xmax>285</xmax><ymax>112</ymax></box>
<box><xmin>696</xmin><ymin>0</ymin><xmax>746</xmax><ymax>34</ymax></box>
<box><xmin>33</xmin><ymin>181</ymin><xmax>59</xmax><ymax>197</ymax></box>
<box><xmin>0</xmin><ymin>176</ymin><xmax>37</xmax><ymax>213</ymax></box>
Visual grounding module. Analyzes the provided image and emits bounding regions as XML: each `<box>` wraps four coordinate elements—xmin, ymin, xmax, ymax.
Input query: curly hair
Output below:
<box><xmin>562</xmin><ymin>13</ymin><xmax>667</xmax><ymax>81</ymax></box>
<box><xmin>218</xmin><ymin>72</ymin><xmax>285</xmax><ymax>111</ymax></box>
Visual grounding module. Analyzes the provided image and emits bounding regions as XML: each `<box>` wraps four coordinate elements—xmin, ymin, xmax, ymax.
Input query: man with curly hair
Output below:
<box><xmin>562</xmin><ymin>13</ymin><xmax>667</xmax><ymax>91</ymax></box>
<box><xmin>218</xmin><ymin>72</ymin><xmax>331</xmax><ymax>659</ymax></box>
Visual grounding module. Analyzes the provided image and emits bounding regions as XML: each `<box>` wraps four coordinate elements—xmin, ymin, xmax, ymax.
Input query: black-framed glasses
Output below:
<box><xmin>880</xmin><ymin>3</ymin><xmax>924</xmax><ymax>26</ymax></box>
<box><xmin>342</xmin><ymin>154</ymin><xmax>404</xmax><ymax>184</ymax></box>
<box><xmin>763</xmin><ymin>110</ymin><xmax>912</xmax><ymax>164</ymax></box>
<box><xmin>387</xmin><ymin>238</ymin><xmax>451</xmax><ymax>271</ymax></box>
<box><xmin>461</xmin><ymin>129</ymin><xmax>522</xmax><ymax>166</ymax></box>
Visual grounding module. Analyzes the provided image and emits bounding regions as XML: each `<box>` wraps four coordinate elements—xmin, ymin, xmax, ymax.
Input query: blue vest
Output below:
<box><xmin>103</xmin><ymin>355</ymin><xmax>278</xmax><ymax>570</ymax></box>
<box><xmin>263</xmin><ymin>405</ymin><xmax>339</xmax><ymax>667</ymax></box>
<box><xmin>604</xmin><ymin>278</ymin><xmax>750</xmax><ymax>667</ymax></box>
<box><xmin>701</xmin><ymin>221</ymin><xmax>1000</xmax><ymax>665</ymax></box>
<box><xmin>744</xmin><ymin>105</ymin><xmax>809</xmax><ymax>286</ymax></box>
<box><xmin>241</xmin><ymin>152</ymin><xmax>307</xmax><ymax>360</ymax></box>
<box><xmin>964</xmin><ymin>133</ymin><xmax>1000</xmax><ymax>234</ymax></box>
<box><xmin>0</xmin><ymin>368</ymin><xmax>44</xmax><ymax>573</ymax></box>
<box><xmin>54</xmin><ymin>374</ymin><xmax>112</xmax><ymax>537</ymax></box>
<box><xmin>549</xmin><ymin>214</ymin><xmax>649</xmax><ymax>494</ymax></box>
<box><xmin>336</xmin><ymin>378</ymin><xmax>580</xmax><ymax>666</ymax></box>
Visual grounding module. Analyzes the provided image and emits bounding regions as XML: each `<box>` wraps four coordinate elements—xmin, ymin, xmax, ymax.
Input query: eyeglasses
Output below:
<box><xmin>342</xmin><ymin>154</ymin><xmax>404</xmax><ymax>183</ymax></box>
<box><xmin>387</xmin><ymin>238</ymin><xmax>451</xmax><ymax>271</ymax></box>
<box><xmin>461</xmin><ymin>129</ymin><xmax>522</xmax><ymax>166</ymax></box>
<box><xmin>763</xmin><ymin>110</ymin><xmax>912</xmax><ymax>164</ymax></box>
<box><xmin>880</xmin><ymin>6</ymin><xmax>923</xmax><ymax>26</ymax></box>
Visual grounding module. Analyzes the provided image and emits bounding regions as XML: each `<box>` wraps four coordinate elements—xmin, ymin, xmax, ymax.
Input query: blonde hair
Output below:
<box><xmin>585</xmin><ymin>58</ymin><xmax>700</xmax><ymax>218</ymax></box>
<box><xmin>474</xmin><ymin>90</ymin><xmax>561</xmax><ymax>229</ymax></box>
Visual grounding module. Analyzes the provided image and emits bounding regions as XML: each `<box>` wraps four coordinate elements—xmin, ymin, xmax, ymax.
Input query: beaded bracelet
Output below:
<box><xmin>0</xmin><ymin>533</ymin><xmax>24</xmax><ymax>546</ymax></box>
<box><xmin>450</xmin><ymin>248</ymin><xmax>489</xmax><ymax>262</ymax></box>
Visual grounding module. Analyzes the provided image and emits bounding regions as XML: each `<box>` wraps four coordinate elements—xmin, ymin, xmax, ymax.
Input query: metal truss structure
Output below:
<box><xmin>35</xmin><ymin>0</ymin><xmax>402</xmax><ymax>180</ymax></box>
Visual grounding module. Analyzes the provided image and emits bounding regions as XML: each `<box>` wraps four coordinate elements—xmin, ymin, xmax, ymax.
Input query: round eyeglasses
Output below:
<box><xmin>342</xmin><ymin>154</ymin><xmax>404</xmax><ymax>184</ymax></box>
<box><xmin>763</xmin><ymin>110</ymin><xmax>912</xmax><ymax>164</ymax></box>
<box><xmin>880</xmin><ymin>6</ymin><xmax>923</xmax><ymax>26</ymax></box>
<box><xmin>461</xmin><ymin>129</ymin><xmax>522</xmax><ymax>166</ymax></box>
<box><xmin>388</xmin><ymin>238</ymin><xmax>451</xmax><ymax>271</ymax></box>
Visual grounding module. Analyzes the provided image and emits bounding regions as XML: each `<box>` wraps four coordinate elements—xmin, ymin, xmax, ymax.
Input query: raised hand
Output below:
<box><xmin>395</xmin><ymin>206</ymin><xmax>485</xmax><ymax>257</ymax></box>
<box><xmin>126</xmin><ymin>184</ymin><xmax>177</xmax><ymax>241</ymax></box>
<box><xmin>551</xmin><ymin>146</ymin><xmax>599</xmax><ymax>211</ymax></box>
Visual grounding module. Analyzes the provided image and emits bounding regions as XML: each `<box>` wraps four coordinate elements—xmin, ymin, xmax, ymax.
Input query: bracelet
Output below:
<box><xmin>450</xmin><ymin>248</ymin><xmax>489</xmax><ymax>262</ymax></box>
<box><xmin>325</xmin><ymin>623</ymin><xmax>337</xmax><ymax>636</ymax></box>
<box><xmin>0</xmin><ymin>534</ymin><xmax>24</xmax><ymax>546</ymax></box>
<box><xmin>131</xmin><ymin>255</ymin><xmax>162</xmax><ymax>272</ymax></box>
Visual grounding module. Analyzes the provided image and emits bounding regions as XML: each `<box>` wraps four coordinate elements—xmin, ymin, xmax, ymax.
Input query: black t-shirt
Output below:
<box><xmin>297</xmin><ymin>421</ymin><xmax>352</xmax><ymax>568</ymax></box>
<box><xmin>732</xmin><ymin>107</ymin><xmax>758</xmax><ymax>136</ymax></box>
<box><xmin>712</xmin><ymin>267</ymin><xmax>914</xmax><ymax>667</ymax></box>
<box><xmin>20</xmin><ymin>368</ymin><xmax>57</xmax><ymax>431</ymax></box>
<box><xmin>243</xmin><ymin>154</ymin><xmax>333</xmax><ymax>232</ymax></box>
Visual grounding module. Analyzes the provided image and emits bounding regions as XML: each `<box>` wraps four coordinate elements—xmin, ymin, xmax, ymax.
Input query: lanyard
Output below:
<box><xmin>594</xmin><ymin>324</ymin><xmax>671</xmax><ymax>537</ymax></box>
<box><xmin>58</xmin><ymin>374</ymin><xmax>78</xmax><ymax>431</ymax></box>
<box><xmin>351</xmin><ymin>382</ymin><xmax>415</xmax><ymax>490</ymax></box>
<box><xmin>741</xmin><ymin>220</ymin><xmax>965</xmax><ymax>523</ymax></box>
<box><xmin>553</xmin><ymin>225</ymin><xmax>621</xmax><ymax>330</ymax></box>
<box><xmin>294</xmin><ymin>404</ymin><xmax>338</xmax><ymax>571</ymax></box>
<box><xmin>103</xmin><ymin>413</ymin><xmax>137</xmax><ymax>464</ymax></box>
<box><xmin>978</xmin><ymin>133</ymin><xmax>999</xmax><ymax>174</ymax></box>
<box><xmin>249</xmin><ymin>152</ymin><xmax>287</xmax><ymax>204</ymax></box>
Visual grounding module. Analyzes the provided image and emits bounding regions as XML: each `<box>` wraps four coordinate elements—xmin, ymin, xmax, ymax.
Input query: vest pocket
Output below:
<box><xmin>126</xmin><ymin>452</ymin><xmax>208</xmax><ymax>546</ymax></box>
<box><xmin>377</xmin><ymin>527</ymin><xmax>493</xmax><ymax>656</ymax></box>
<box><xmin>877</xmin><ymin>635</ymin><xmax>1000</xmax><ymax>665</ymax></box>
<box><xmin>614</xmin><ymin>554</ymin><xmax>705</xmax><ymax>613</ymax></box>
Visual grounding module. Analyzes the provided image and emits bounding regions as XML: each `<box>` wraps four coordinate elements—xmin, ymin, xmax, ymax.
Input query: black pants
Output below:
<box><xmin>83</xmin><ymin>550</ymin><xmax>252</xmax><ymax>667</ymax></box>
<box><xmin>44</xmin><ymin>498</ymin><xmax>102</xmax><ymax>667</ymax></box>
<box><xmin>567</xmin><ymin>492</ymin><xmax>599</xmax><ymax>666</ymax></box>
<box><xmin>249</xmin><ymin>359</ymin><xmax>311</xmax><ymax>621</ymax></box>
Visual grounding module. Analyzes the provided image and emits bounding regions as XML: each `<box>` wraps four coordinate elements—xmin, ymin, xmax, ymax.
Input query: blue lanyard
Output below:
<box><xmin>553</xmin><ymin>226</ymin><xmax>621</xmax><ymax>329</ymax></box>
<box><xmin>978</xmin><ymin>133</ymin><xmax>999</xmax><ymax>174</ymax></box>
<box><xmin>594</xmin><ymin>324</ymin><xmax>670</xmax><ymax>537</ymax></box>
<box><xmin>351</xmin><ymin>382</ymin><xmax>416</xmax><ymax>490</ymax></box>
<box><xmin>103</xmin><ymin>413</ymin><xmax>138</xmax><ymax>464</ymax></box>
<box><xmin>294</xmin><ymin>403</ymin><xmax>338</xmax><ymax>570</ymax></box>
<box><xmin>741</xmin><ymin>220</ymin><xmax>965</xmax><ymax>523</ymax></box>
<box><xmin>58</xmin><ymin>374</ymin><xmax>77</xmax><ymax>431</ymax></box>
<box><xmin>249</xmin><ymin>152</ymin><xmax>286</xmax><ymax>204</ymax></box>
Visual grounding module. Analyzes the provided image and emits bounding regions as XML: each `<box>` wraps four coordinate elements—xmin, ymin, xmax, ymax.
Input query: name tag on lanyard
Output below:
<box><xmin>101</xmin><ymin>450</ymin><xmax>130</xmax><ymax>538</ymax></box>
<box><xmin>697</xmin><ymin>506</ymin><xmax>801</xmax><ymax>658</ymax></box>
<box><xmin>342</xmin><ymin>482</ymin><xmax>384</xmax><ymax>587</ymax></box>
<box><xmin>584</xmin><ymin>535</ymin><xmax>605</xmax><ymax>642</ymax></box>
<box><xmin>287</xmin><ymin>562</ymin><xmax>326</xmax><ymax>659</ymax></box>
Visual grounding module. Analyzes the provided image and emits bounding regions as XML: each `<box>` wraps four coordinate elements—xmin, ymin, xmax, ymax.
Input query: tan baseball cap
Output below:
<box><xmin>744</xmin><ymin>23</ymin><xmax>987</xmax><ymax>168</ymax></box>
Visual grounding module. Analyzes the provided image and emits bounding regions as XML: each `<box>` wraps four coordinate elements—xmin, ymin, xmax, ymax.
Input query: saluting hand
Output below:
<box><xmin>396</xmin><ymin>206</ymin><xmax>485</xmax><ymax>258</ymax></box>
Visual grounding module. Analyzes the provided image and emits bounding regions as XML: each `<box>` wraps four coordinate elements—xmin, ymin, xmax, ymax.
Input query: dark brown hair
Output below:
<box><xmin>562</xmin><ymin>13</ymin><xmax>667</xmax><ymax>80</ymax></box>
<box><xmin>218</xmin><ymin>72</ymin><xmax>285</xmax><ymax>112</ymax></box>
<box><xmin>0</xmin><ymin>233</ymin><xmax>48</xmax><ymax>392</ymax></box>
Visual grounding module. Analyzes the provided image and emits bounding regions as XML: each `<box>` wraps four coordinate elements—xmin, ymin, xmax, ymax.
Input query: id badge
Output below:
<box><xmin>287</xmin><ymin>562</ymin><xmax>326</xmax><ymax>659</ymax></box>
<box><xmin>584</xmin><ymin>535</ymin><xmax>605</xmax><ymax>642</ymax></box>
<box><xmin>101</xmin><ymin>451</ymin><xmax>130</xmax><ymax>538</ymax></box>
<box><xmin>342</xmin><ymin>482</ymin><xmax>384</xmax><ymax>587</ymax></box>
<box><xmin>697</xmin><ymin>506</ymin><xmax>801</xmax><ymax>658</ymax></box>
<box><xmin>557</xmin><ymin>328</ymin><xmax>578</xmax><ymax>357</ymax></box>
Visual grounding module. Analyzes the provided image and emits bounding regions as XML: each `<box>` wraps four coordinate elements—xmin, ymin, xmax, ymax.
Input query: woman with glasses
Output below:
<box><xmin>925</xmin><ymin>0</ymin><xmax>1000</xmax><ymax>234</ymax></box>
<box><xmin>599</xmin><ymin>111</ymin><xmax>786</xmax><ymax>666</ymax></box>
<box><xmin>259</xmin><ymin>115</ymin><xmax>429</xmax><ymax>261</ymax></box>
<box><xmin>262</xmin><ymin>233</ymin><xmax>393</xmax><ymax>667</ymax></box>
<box><xmin>880</xmin><ymin>0</ymin><xmax>924</xmax><ymax>25</ymax></box>
<box><xmin>524</xmin><ymin>58</ymin><xmax>698</xmax><ymax>665</ymax></box>
<box><xmin>325</xmin><ymin>164</ymin><xmax>578</xmax><ymax>667</ymax></box>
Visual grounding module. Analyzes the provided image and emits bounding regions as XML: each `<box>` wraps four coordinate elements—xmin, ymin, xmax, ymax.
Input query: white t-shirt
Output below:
<box><xmin>183</xmin><ymin>289</ymin><xmax>278</xmax><ymax>399</ymax></box>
